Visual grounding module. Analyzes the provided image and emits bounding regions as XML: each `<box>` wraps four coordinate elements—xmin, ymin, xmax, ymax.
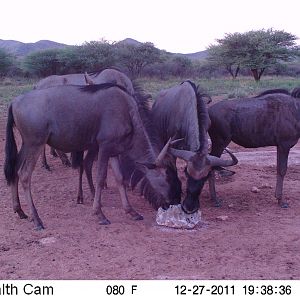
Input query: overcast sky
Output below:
<box><xmin>1</xmin><ymin>0</ymin><xmax>299</xmax><ymax>53</ymax></box>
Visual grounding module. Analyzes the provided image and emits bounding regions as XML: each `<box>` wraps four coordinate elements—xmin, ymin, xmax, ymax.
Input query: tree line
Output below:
<box><xmin>0</xmin><ymin>29</ymin><xmax>299</xmax><ymax>81</ymax></box>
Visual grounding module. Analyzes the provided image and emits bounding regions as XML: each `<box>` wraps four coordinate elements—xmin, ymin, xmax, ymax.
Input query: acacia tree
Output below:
<box><xmin>0</xmin><ymin>48</ymin><xmax>15</xmax><ymax>76</ymax></box>
<box><xmin>23</xmin><ymin>40</ymin><xmax>117</xmax><ymax>76</ymax></box>
<box><xmin>207</xmin><ymin>32</ymin><xmax>245</xmax><ymax>79</ymax></box>
<box><xmin>207</xmin><ymin>29</ymin><xmax>299</xmax><ymax>81</ymax></box>
<box><xmin>23</xmin><ymin>49</ymin><xmax>63</xmax><ymax>77</ymax></box>
<box><xmin>76</xmin><ymin>40</ymin><xmax>116</xmax><ymax>72</ymax></box>
<box><xmin>117</xmin><ymin>42</ymin><xmax>162</xmax><ymax>78</ymax></box>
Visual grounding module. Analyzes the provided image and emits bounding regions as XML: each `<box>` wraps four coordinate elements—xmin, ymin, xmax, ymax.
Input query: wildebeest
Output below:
<box><xmin>35</xmin><ymin>72</ymin><xmax>91</xmax><ymax>170</ymax></box>
<box><xmin>72</xmin><ymin>69</ymin><xmax>136</xmax><ymax>203</ymax></box>
<box><xmin>151</xmin><ymin>81</ymin><xmax>238</xmax><ymax>213</ymax></box>
<box><xmin>35</xmin><ymin>68</ymin><xmax>134</xmax><ymax>170</ymax></box>
<box><xmin>4</xmin><ymin>83</ymin><xmax>174</xmax><ymax>230</ymax></box>
<box><xmin>208</xmin><ymin>92</ymin><xmax>300</xmax><ymax>208</ymax></box>
<box><xmin>75</xmin><ymin>71</ymin><xmax>177</xmax><ymax>207</ymax></box>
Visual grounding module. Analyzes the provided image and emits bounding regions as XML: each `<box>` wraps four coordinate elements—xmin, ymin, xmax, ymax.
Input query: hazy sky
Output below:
<box><xmin>1</xmin><ymin>0</ymin><xmax>299</xmax><ymax>53</ymax></box>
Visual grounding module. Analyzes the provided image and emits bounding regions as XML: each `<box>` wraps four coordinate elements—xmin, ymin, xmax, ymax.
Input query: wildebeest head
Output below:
<box><xmin>134</xmin><ymin>138</ymin><xmax>181</xmax><ymax>209</ymax></box>
<box><xmin>170</xmin><ymin>147</ymin><xmax>238</xmax><ymax>214</ymax></box>
<box><xmin>170</xmin><ymin>147</ymin><xmax>238</xmax><ymax>181</ymax></box>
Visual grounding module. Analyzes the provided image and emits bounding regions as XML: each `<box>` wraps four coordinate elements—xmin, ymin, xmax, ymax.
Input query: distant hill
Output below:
<box><xmin>118</xmin><ymin>38</ymin><xmax>208</xmax><ymax>60</ymax></box>
<box><xmin>0</xmin><ymin>39</ymin><xmax>68</xmax><ymax>57</ymax></box>
<box><xmin>117</xmin><ymin>38</ymin><xmax>142</xmax><ymax>47</ymax></box>
<box><xmin>174</xmin><ymin>50</ymin><xmax>208</xmax><ymax>61</ymax></box>
<box><xmin>0</xmin><ymin>37</ymin><xmax>207</xmax><ymax>60</ymax></box>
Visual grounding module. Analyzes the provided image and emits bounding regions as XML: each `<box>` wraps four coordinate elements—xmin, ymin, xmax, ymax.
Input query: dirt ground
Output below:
<box><xmin>0</xmin><ymin>110</ymin><xmax>299</xmax><ymax>280</ymax></box>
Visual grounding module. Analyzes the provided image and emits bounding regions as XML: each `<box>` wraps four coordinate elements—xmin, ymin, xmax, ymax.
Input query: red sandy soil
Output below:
<box><xmin>0</xmin><ymin>111</ymin><xmax>299</xmax><ymax>280</ymax></box>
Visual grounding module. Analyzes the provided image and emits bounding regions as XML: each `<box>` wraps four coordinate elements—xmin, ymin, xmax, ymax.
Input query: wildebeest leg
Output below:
<box><xmin>50</xmin><ymin>147</ymin><xmax>58</xmax><ymax>157</ymax></box>
<box><xmin>208</xmin><ymin>170</ymin><xmax>222</xmax><ymax>207</ymax></box>
<box><xmin>77</xmin><ymin>164</ymin><xmax>84</xmax><ymax>204</ymax></box>
<box><xmin>92</xmin><ymin>149</ymin><xmax>110</xmax><ymax>225</ymax></box>
<box><xmin>41</xmin><ymin>146</ymin><xmax>51</xmax><ymax>171</ymax></box>
<box><xmin>11</xmin><ymin>170</ymin><xmax>28</xmax><ymax>219</ymax></box>
<box><xmin>110</xmin><ymin>156</ymin><xmax>143</xmax><ymax>221</ymax></box>
<box><xmin>275</xmin><ymin>146</ymin><xmax>290</xmax><ymax>208</ymax></box>
<box><xmin>18</xmin><ymin>144</ymin><xmax>45</xmax><ymax>230</ymax></box>
<box><xmin>56</xmin><ymin>150</ymin><xmax>71</xmax><ymax>167</ymax></box>
<box><xmin>84</xmin><ymin>148</ymin><xmax>97</xmax><ymax>199</ymax></box>
<box><xmin>208</xmin><ymin>139</ymin><xmax>229</xmax><ymax>206</ymax></box>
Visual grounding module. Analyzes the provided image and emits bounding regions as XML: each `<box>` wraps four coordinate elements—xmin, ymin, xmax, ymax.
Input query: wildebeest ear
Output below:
<box><xmin>135</xmin><ymin>161</ymin><xmax>157</xmax><ymax>170</ymax></box>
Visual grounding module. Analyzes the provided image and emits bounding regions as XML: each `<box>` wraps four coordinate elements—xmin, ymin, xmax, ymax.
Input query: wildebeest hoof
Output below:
<box><xmin>63</xmin><ymin>160</ymin><xmax>71</xmax><ymax>167</ymax></box>
<box><xmin>280</xmin><ymin>202</ymin><xmax>289</xmax><ymax>208</ymax></box>
<box><xmin>99</xmin><ymin>219</ymin><xmax>111</xmax><ymax>225</ymax></box>
<box><xmin>42</xmin><ymin>164</ymin><xmax>51</xmax><ymax>171</ymax></box>
<box><xmin>127</xmin><ymin>210</ymin><xmax>143</xmax><ymax>221</ymax></box>
<box><xmin>133</xmin><ymin>214</ymin><xmax>144</xmax><ymax>221</ymax></box>
<box><xmin>214</xmin><ymin>199</ymin><xmax>222</xmax><ymax>207</ymax></box>
<box><xmin>35</xmin><ymin>224</ymin><xmax>45</xmax><ymax>231</ymax></box>
<box><xmin>50</xmin><ymin>150</ymin><xmax>58</xmax><ymax>157</ymax></box>
<box><xmin>77</xmin><ymin>197</ymin><xmax>84</xmax><ymax>204</ymax></box>
<box><xmin>16</xmin><ymin>209</ymin><xmax>28</xmax><ymax>219</ymax></box>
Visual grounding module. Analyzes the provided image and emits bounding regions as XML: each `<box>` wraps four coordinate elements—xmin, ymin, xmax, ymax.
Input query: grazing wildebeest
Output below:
<box><xmin>4</xmin><ymin>83</ymin><xmax>174</xmax><ymax>230</ymax></box>
<box><xmin>151</xmin><ymin>81</ymin><xmax>238</xmax><ymax>213</ymax></box>
<box><xmin>208</xmin><ymin>92</ymin><xmax>300</xmax><ymax>208</ymax></box>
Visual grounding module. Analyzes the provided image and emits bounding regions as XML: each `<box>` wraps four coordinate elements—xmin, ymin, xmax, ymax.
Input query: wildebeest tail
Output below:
<box><xmin>71</xmin><ymin>151</ymin><xmax>84</xmax><ymax>169</ymax></box>
<box><xmin>4</xmin><ymin>105</ymin><xmax>18</xmax><ymax>185</ymax></box>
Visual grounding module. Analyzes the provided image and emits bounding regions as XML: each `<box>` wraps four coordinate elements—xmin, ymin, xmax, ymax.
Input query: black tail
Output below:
<box><xmin>71</xmin><ymin>151</ymin><xmax>84</xmax><ymax>169</ymax></box>
<box><xmin>4</xmin><ymin>105</ymin><xmax>18</xmax><ymax>185</ymax></box>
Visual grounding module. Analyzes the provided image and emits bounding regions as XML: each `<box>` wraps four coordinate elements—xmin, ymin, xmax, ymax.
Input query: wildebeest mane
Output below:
<box><xmin>182</xmin><ymin>80</ymin><xmax>210</xmax><ymax>153</ymax></box>
<box><xmin>79</xmin><ymin>82</ymin><xmax>130</xmax><ymax>94</ymax></box>
<box><xmin>119</xmin><ymin>82</ymin><xmax>154</xmax><ymax>184</ymax></box>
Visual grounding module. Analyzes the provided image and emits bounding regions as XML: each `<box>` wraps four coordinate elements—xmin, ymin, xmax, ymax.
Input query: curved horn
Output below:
<box><xmin>170</xmin><ymin>138</ymin><xmax>184</xmax><ymax>145</ymax></box>
<box><xmin>84</xmin><ymin>72</ymin><xmax>95</xmax><ymax>85</ymax></box>
<box><xmin>169</xmin><ymin>148</ymin><xmax>195</xmax><ymax>162</ymax></box>
<box><xmin>155</xmin><ymin>138</ymin><xmax>172</xmax><ymax>166</ymax></box>
<box><xmin>207</xmin><ymin>148</ymin><xmax>238</xmax><ymax>167</ymax></box>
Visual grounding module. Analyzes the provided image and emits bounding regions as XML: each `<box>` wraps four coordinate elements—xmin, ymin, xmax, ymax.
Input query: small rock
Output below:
<box><xmin>261</xmin><ymin>183</ymin><xmax>272</xmax><ymax>189</ymax></box>
<box><xmin>251</xmin><ymin>186</ymin><xmax>260</xmax><ymax>193</ymax></box>
<box><xmin>216</xmin><ymin>215</ymin><xmax>229</xmax><ymax>221</ymax></box>
<box><xmin>39</xmin><ymin>237</ymin><xmax>57</xmax><ymax>245</ymax></box>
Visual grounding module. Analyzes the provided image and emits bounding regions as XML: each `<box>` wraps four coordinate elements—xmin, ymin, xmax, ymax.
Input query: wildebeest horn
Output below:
<box><xmin>155</xmin><ymin>138</ymin><xmax>172</xmax><ymax>166</ymax></box>
<box><xmin>169</xmin><ymin>148</ymin><xmax>195</xmax><ymax>162</ymax></box>
<box><xmin>84</xmin><ymin>72</ymin><xmax>95</xmax><ymax>85</ymax></box>
<box><xmin>207</xmin><ymin>148</ymin><xmax>238</xmax><ymax>167</ymax></box>
<box><xmin>170</xmin><ymin>138</ymin><xmax>184</xmax><ymax>145</ymax></box>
